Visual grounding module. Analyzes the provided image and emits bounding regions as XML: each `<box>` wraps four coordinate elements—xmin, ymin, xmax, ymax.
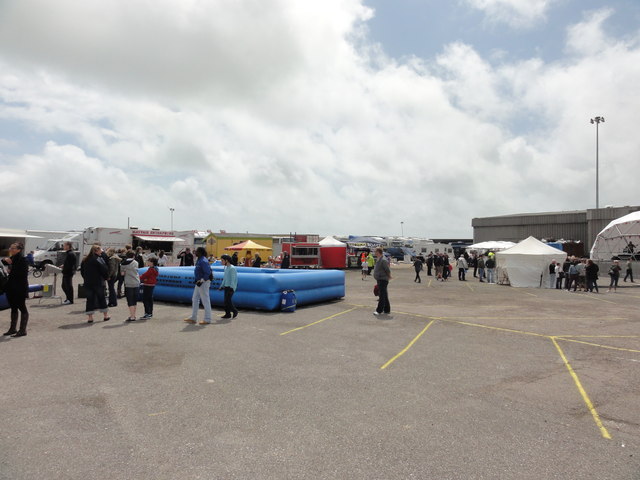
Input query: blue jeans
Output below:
<box><xmin>487</xmin><ymin>268</ymin><xmax>495</xmax><ymax>283</ymax></box>
<box><xmin>191</xmin><ymin>280</ymin><xmax>212</xmax><ymax>322</ymax></box>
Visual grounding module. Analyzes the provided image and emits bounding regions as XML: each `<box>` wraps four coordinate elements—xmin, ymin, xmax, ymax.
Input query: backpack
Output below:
<box><xmin>0</xmin><ymin>264</ymin><xmax>8</xmax><ymax>295</ymax></box>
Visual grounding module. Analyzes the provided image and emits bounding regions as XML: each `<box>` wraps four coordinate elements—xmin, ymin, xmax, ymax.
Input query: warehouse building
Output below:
<box><xmin>472</xmin><ymin>206</ymin><xmax>640</xmax><ymax>254</ymax></box>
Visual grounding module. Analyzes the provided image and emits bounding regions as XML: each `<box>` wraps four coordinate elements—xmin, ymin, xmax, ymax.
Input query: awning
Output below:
<box><xmin>0</xmin><ymin>232</ymin><xmax>43</xmax><ymax>238</ymax></box>
<box><xmin>134</xmin><ymin>235</ymin><xmax>185</xmax><ymax>242</ymax></box>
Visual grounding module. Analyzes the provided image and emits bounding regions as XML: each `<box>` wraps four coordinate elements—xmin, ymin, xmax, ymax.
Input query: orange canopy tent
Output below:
<box><xmin>224</xmin><ymin>240</ymin><xmax>271</xmax><ymax>251</ymax></box>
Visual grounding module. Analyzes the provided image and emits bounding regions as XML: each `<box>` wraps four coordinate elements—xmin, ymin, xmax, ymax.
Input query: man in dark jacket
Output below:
<box><xmin>61</xmin><ymin>241</ymin><xmax>77</xmax><ymax>304</ymax></box>
<box><xmin>373</xmin><ymin>247</ymin><xmax>391</xmax><ymax>315</ymax></box>
<box><xmin>252</xmin><ymin>253</ymin><xmax>262</xmax><ymax>268</ymax></box>
<box><xmin>3</xmin><ymin>242</ymin><xmax>29</xmax><ymax>337</ymax></box>
<box><xmin>178</xmin><ymin>248</ymin><xmax>194</xmax><ymax>266</ymax></box>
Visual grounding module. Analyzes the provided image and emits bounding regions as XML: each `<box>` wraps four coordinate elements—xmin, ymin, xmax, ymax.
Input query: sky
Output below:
<box><xmin>1</xmin><ymin>0</ymin><xmax>639</xmax><ymax>239</ymax></box>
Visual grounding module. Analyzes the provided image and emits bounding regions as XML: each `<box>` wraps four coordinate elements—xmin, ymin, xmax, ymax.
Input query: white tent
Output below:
<box><xmin>590</xmin><ymin>211</ymin><xmax>640</xmax><ymax>261</ymax></box>
<box><xmin>467</xmin><ymin>241</ymin><xmax>516</xmax><ymax>251</ymax></box>
<box><xmin>319</xmin><ymin>236</ymin><xmax>346</xmax><ymax>246</ymax></box>
<box><xmin>496</xmin><ymin>236</ymin><xmax>566</xmax><ymax>288</ymax></box>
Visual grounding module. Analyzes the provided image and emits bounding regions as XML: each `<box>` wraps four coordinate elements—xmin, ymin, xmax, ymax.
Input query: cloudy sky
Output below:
<box><xmin>1</xmin><ymin>0</ymin><xmax>639</xmax><ymax>239</ymax></box>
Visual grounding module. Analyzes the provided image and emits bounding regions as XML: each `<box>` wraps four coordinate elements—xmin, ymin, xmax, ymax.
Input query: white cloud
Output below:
<box><xmin>464</xmin><ymin>0</ymin><xmax>556</xmax><ymax>28</ymax></box>
<box><xmin>0</xmin><ymin>1</ymin><xmax>639</xmax><ymax>238</ymax></box>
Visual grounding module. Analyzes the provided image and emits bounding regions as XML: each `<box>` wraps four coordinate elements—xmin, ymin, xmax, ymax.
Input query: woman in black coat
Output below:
<box><xmin>3</xmin><ymin>242</ymin><xmax>29</xmax><ymax>337</ymax></box>
<box><xmin>80</xmin><ymin>244</ymin><xmax>110</xmax><ymax>323</ymax></box>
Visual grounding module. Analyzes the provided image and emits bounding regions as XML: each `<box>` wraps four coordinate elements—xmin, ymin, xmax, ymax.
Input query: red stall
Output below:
<box><xmin>319</xmin><ymin>236</ymin><xmax>348</xmax><ymax>269</ymax></box>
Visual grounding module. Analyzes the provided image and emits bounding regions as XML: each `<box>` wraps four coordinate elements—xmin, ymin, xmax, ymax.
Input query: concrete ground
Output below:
<box><xmin>1</xmin><ymin>266</ymin><xmax>639</xmax><ymax>480</ymax></box>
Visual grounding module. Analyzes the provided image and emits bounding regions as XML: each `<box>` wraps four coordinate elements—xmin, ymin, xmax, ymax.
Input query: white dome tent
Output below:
<box><xmin>495</xmin><ymin>236</ymin><xmax>566</xmax><ymax>288</ymax></box>
<box><xmin>590</xmin><ymin>211</ymin><xmax>640</xmax><ymax>261</ymax></box>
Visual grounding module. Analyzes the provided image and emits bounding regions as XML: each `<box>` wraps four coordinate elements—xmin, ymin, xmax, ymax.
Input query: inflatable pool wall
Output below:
<box><xmin>142</xmin><ymin>266</ymin><xmax>345</xmax><ymax>311</ymax></box>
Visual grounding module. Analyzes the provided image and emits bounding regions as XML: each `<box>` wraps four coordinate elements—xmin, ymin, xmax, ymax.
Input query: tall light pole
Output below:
<box><xmin>590</xmin><ymin>116</ymin><xmax>604</xmax><ymax>209</ymax></box>
<box><xmin>169</xmin><ymin>207</ymin><xmax>175</xmax><ymax>231</ymax></box>
<box><xmin>400</xmin><ymin>221</ymin><xmax>404</xmax><ymax>237</ymax></box>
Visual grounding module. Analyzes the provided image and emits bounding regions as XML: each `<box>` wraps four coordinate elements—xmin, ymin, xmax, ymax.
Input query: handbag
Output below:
<box><xmin>373</xmin><ymin>284</ymin><xmax>379</xmax><ymax>296</ymax></box>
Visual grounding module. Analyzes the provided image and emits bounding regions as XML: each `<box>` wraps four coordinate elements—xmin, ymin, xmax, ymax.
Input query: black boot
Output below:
<box><xmin>4</xmin><ymin>311</ymin><xmax>18</xmax><ymax>335</ymax></box>
<box><xmin>15</xmin><ymin>312</ymin><xmax>29</xmax><ymax>336</ymax></box>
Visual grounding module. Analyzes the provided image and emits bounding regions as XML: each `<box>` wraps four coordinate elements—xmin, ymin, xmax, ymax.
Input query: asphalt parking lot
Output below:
<box><xmin>1</xmin><ymin>265</ymin><xmax>639</xmax><ymax>480</ymax></box>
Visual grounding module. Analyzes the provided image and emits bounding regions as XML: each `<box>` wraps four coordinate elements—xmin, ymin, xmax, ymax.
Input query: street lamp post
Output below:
<box><xmin>169</xmin><ymin>207</ymin><xmax>175</xmax><ymax>231</ymax></box>
<box><xmin>400</xmin><ymin>221</ymin><xmax>404</xmax><ymax>237</ymax></box>
<box><xmin>590</xmin><ymin>116</ymin><xmax>604</xmax><ymax>209</ymax></box>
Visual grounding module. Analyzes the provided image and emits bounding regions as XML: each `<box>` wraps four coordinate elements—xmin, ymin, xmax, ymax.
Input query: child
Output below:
<box><xmin>361</xmin><ymin>259</ymin><xmax>368</xmax><ymax>280</ymax></box>
<box><xmin>139</xmin><ymin>257</ymin><xmax>159</xmax><ymax>319</ymax></box>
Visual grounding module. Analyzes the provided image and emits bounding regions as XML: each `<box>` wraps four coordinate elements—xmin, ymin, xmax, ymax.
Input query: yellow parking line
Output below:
<box><xmin>450</xmin><ymin>319</ymin><xmax>548</xmax><ymax>338</ymax></box>
<box><xmin>465</xmin><ymin>283</ymin><xmax>475</xmax><ymax>292</ymax></box>
<box><xmin>555</xmin><ymin>335</ymin><xmax>640</xmax><ymax>338</ymax></box>
<box><xmin>280</xmin><ymin>307</ymin><xmax>358</xmax><ymax>336</ymax></box>
<box><xmin>556</xmin><ymin>337</ymin><xmax>640</xmax><ymax>354</ymax></box>
<box><xmin>578</xmin><ymin>294</ymin><xmax>616</xmax><ymax>304</ymax></box>
<box><xmin>380</xmin><ymin>320</ymin><xmax>436</xmax><ymax>370</ymax></box>
<box><xmin>550</xmin><ymin>337</ymin><xmax>611</xmax><ymax>439</ymax></box>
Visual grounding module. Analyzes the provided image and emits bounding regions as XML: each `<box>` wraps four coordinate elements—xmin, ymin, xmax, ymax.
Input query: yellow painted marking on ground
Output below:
<box><xmin>555</xmin><ymin>335</ymin><xmax>640</xmax><ymax>339</ymax></box>
<box><xmin>556</xmin><ymin>338</ymin><xmax>640</xmax><ymax>354</ymax></box>
<box><xmin>451</xmin><ymin>319</ymin><xmax>548</xmax><ymax>338</ymax></box>
<box><xmin>280</xmin><ymin>307</ymin><xmax>358</xmax><ymax>336</ymax></box>
<box><xmin>148</xmin><ymin>411</ymin><xmax>168</xmax><ymax>417</ymax></box>
<box><xmin>465</xmin><ymin>283</ymin><xmax>475</xmax><ymax>292</ymax></box>
<box><xmin>380</xmin><ymin>320</ymin><xmax>436</xmax><ymax>370</ymax></box>
<box><xmin>578</xmin><ymin>294</ymin><xmax>616</xmax><ymax>304</ymax></box>
<box><xmin>521</xmin><ymin>291</ymin><xmax>538</xmax><ymax>297</ymax></box>
<box><xmin>428</xmin><ymin>279</ymin><xmax>432</xmax><ymax>288</ymax></box>
<box><xmin>550</xmin><ymin>337</ymin><xmax>611</xmax><ymax>440</ymax></box>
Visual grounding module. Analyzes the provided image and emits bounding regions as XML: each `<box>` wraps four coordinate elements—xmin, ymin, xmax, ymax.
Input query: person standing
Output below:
<box><xmin>61</xmin><ymin>241</ymin><xmax>77</xmax><ymax>305</ymax></box>
<box><xmin>139</xmin><ymin>257</ymin><xmax>159</xmax><ymax>319</ymax></box>
<box><xmin>230</xmin><ymin>252</ymin><xmax>238</xmax><ymax>266</ymax></box>
<box><xmin>585</xmin><ymin>259</ymin><xmax>599</xmax><ymax>293</ymax></box>
<box><xmin>548</xmin><ymin>260</ymin><xmax>557</xmax><ymax>289</ymax></box>
<box><xmin>178</xmin><ymin>248</ymin><xmax>194</xmax><ymax>267</ymax></box>
<box><xmin>106</xmin><ymin>248</ymin><xmax>119</xmax><ymax>307</ymax></box>
<box><xmin>624</xmin><ymin>259</ymin><xmax>634</xmax><ymax>283</ymax></box>
<box><xmin>361</xmin><ymin>258</ymin><xmax>368</xmax><ymax>280</ymax></box>
<box><xmin>252</xmin><ymin>253</ymin><xmax>262</xmax><ymax>268</ymax></box>
<box><xmin>485</xmin><ymin>255</ymin><xmax>496</xmax><ymax>284</ymax></box>
<box><xmin>413</xmin><ymin>257</ymin><xmax>423</xmax><ymax>283</ymax></box>
<box><xmin>457</xmin><ymin>255</ymin><xmax>468</xmax><ymax>281</ymax></box>
<box><xmin>366</xmin><ymin>252</ymin><xmax>375</xmax><ymax>276</ymax></box>
<box><xmin>608</xmin><ymin>260</ymin><xmax>622</xmax><ymax>292</ymax></box>
<box><xmin>244</xmin><ymin>251</ymin><xmax>253</xmax><ymax>267</ymax></box>
<box><xmin>477</xmin><ymin>255</ymin><xmax>485</xmax><ymax>282</ymax></box>
<box><xmin>426</xmin><ymin>253</ymin><xmax>434</xmax><ymax>276</ymax></box>
<box><xmin>280</xmin><ymin>251</ymin><xmax>290</xmax><ymax>269</ymax></box>
<box><xmin>157</xmin><ymin>250</ymin><xmax>167</xmax><ymax>267</ymax></box>
<box><xmin>470</xmin><ymin>253</ymin><xmax>478</xmax><ymax>278</ymax></box>
<box><xmin>120</xmin><ymin>251</ymin><xmax>140</xmax><ymax>322</ymax></box>
<box><xmin>566</xmin><ymin>261</ymin><xmax>579</xmax><ymax>292</ymax></box>
<box><xmin>80</xmin><ymin>245</ymin><xmax>110</xmax><ymax>324</ymax></box>
<box><xmin>219</xmin><ymin>254</ymin><xmax>238</xmax><ymax>319</ymax></box>
<box><xmin>373</xmin><ymin>247</ymin><xmax>391</xmax><ymax>315</ymax></box>
<box><xmin>184</xmin><ymin>247</ymin><xmax>212</xmax><ymax>325</ymax></box>
<box><xmin>2</xmin><ymin>242</ymin><xmax>29</xmax><ymax>337</ymax></box>
<box><xmin>434</xmin><ymin>254</ymin><xmax>444</xmax><ymax>281</ymax></box>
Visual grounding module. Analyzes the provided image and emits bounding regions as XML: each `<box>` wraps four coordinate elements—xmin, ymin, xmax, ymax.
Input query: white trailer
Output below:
<box><xmin>33</xmin><ymin>233</ymin><xmax>81</xmax><ymax>267</ymax></box>
<box><xmin>82</xmin><ymin>227</ymin><xmax>185</xmax><ymax>259</ymax></box>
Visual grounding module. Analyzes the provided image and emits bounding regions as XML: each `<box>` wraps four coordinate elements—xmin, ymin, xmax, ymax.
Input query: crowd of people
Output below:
<box><xmin>3</xmin><ymin>240</ymin><xmax>636</xmax><ymax>336</ymax></box>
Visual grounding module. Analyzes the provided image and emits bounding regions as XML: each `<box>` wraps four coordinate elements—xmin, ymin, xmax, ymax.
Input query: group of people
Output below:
<box><xmin>548</xmin><ymin>257</ymin><xmax>633</xmax><ymax>293</ymax></box>
<box><xmin>1</xmin><ymin>241</ymin><xmax>243</xmax><ymax>337</ymax></box>
<box><xmin>411</xmin><ymin>252</ymin><xmax>497</xmax><ymax>284</ymax></box>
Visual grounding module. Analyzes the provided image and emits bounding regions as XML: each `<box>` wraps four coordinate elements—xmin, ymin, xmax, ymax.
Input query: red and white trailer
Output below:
<box><xmin>282</xmin><ymin>242</ymin><xmax>320</xmax><ymax>268</ymax></box>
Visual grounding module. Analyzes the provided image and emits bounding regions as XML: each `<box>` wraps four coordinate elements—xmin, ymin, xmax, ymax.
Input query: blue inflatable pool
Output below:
<box><xmin>142</xmin><ymin>266</ymin><xmax>345</xmax><ymax>311</ymax></box>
